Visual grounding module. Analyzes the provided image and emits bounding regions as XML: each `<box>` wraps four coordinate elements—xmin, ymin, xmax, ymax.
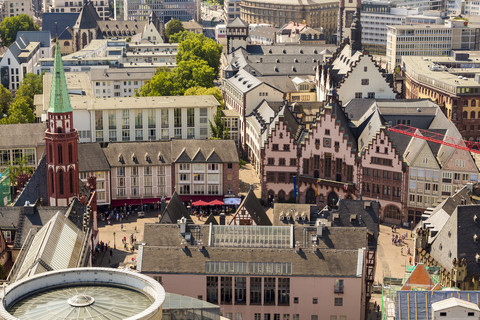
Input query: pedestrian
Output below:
<box><xmin>121</xmin><ymin>223</ymin><xmax>123</xmax><ymax>230</ymax></box>
<box><xmin>409</xmin><ymin>256</ymin><xmax>412</xmax><ymax>265</ymax></box>
<box><xmin>110</xmin><ymin>248</ymin><xmax>113</xmax><ymax>257</ymax></box>
<box><xmin>135</xmin><ymin>226</ymin><xmax>137</xmax><ymax>233</ymax></box>
<box><xmin>401</xmin><ymin>248</ymin><xmax>403</xmax><ymax>255</ymax></box>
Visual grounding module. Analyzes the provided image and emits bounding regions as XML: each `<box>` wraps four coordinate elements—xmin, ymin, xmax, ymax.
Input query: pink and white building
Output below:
<box><xmin>139</xmin><ymin>222</ymin><xmax>369</xmax><ymax>320</ymax></box>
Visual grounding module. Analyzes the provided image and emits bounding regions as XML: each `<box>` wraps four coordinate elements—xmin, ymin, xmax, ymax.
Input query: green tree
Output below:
<box><xmin>0</xmin><ymin>14</ymin><xmax>39</xmax><ymax>47</ymax></box>
<box><xmin>165</xmin><ymin>19</ymin><xmax>185</xmax><ymax>42</ymax></box>
<box><xmin>15</xmin><ymin>73</ymin><xmax>43</xmax><ymax>102</ymax></box>
<box><xmin>138</xmin><ymin>67</ymin><xmax>183</xmax><ymax>96</ymax></box>
<box><xmin>173</xmin><ymin>59</ymin><xmax>216</xmax><ymax>89</ymax></box>
<box><xmin>184</xmin><ymin>86</ymin><xmax>224</xmax><ymax>108</ymax></box>
<box><xmin>176</xmin><ymin>32</ymin><xmax>223</xmax><ymax>76</ymax></box>
<box><xmin>0</xmin><ymin>96</ymin><xmax>35</xmax><ymax>124</ymax></box>
<box><xmin>0</xmin><ymin>84</ymin><xmax>12</xmax><ymax>118</ymax></box>
<box><xmin>7</xmin><ymin>155</ymin><xmax>33</xmax><ymax>185</ymax></box>
<box><xmin>169</xmin><ymin>30</ymin><xmax>190</xmax><ymax>43</ymax></box>
<box><xmin>209</xmin><ymin>109</ymin><xmax>229</xmax><ymax>139</ymax></box>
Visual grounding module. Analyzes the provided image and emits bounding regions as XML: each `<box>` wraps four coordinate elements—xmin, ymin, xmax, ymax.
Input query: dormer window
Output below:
<box><xmin>145</xmin><ymin>153</ymin><xmax>151</xmax><ymax>162</ymax></box>
<box><xmin>118</xmin><ymin>154</ymin><xmax>124</xmax><ymax>163</ymax></box>
<box><xmin>132</xmin><ymin>153</ymin><xmax>137</xmax><ymax>163</ymax></box>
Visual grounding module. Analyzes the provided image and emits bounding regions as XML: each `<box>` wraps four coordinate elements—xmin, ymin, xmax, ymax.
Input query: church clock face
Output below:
<box><xmin>323</xmin><ymin>137</ymin><xmax>331</xmax><ymax>148</ymax></box>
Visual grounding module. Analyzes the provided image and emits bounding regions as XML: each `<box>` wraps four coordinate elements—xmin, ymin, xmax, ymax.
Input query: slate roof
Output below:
<box><xmin>16</xmin><ymin>31</ymin><xmax>51</xmax><ymax>48</ymax></box>
<box><xmin>245</xmin><ymin>44</ymin><xmax>336</xmax><ymax>55</ymax></box>
<box><xmin>429</xmin><ymin>205</ymin><xmax>480</xmax><ymax>278</ymax></box>
<box><xmin>204</xmin><ymin>213</ymin><xmax>218</xmax><ymax>225</ymax></box>
<box><xmin>159</xmin><ymin>192</ymin><xmax>192</xmax><ymax>224</ymax></box>
<box><xmin>139</xmin><ymin>223</ymin><xmax>366</xmax><ymax>277</ymax></box>
<box><xmin>322</xmin><ymin>199</ymin><xmax>380</xmax><ymax>249</ymax></box>
<box><xmin>272</xmin><ymin>203</ymin><xmax>316</xmax><ymax>225</ymax></box>
<box><xmin>78</xmin><ymin>143</ymin><xmax>110</xmax><ymax>172</ymax></box>
<box><xmin>0</xmin><ymin>123</ymin><xmax>46</xmax><ymax>149</ymax></box>
<box><xmin>74</xmin><ymin>1</ymin><xmax>100</xmax><ymax>29</ymax></box>
<box><xmin>13</xmin><ymin>155</ymin><xmax>48</xmax><ymax>207</ymax></box>
<box><xmin>42</xmin><ymin>13</ymin><xmax>79</xmax><ymax>38</ymax></box>
<box><xmin>232</xmin><ymin>188</ymin><xmax>271</xmax><ymax>226</ymax></box>
<box><xmin>104</xmin><ymin>141</ymin><xmax>172</xmax><ymax>166</ymax></box>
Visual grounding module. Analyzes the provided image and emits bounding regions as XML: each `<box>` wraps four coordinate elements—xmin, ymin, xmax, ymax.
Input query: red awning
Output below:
<box><xmin>208</xmin><ymin>199</ymin><xmax>224</xmax><ymax>205</ymax></box>
<box><xmin>192</xmin><ymin>200</ymin><xmax>209</xmax><ymax>206</ymax></box>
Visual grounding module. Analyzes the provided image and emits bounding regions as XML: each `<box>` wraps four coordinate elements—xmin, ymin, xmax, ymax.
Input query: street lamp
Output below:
<box><xmin>113</xmin><ymin>231</ymin><xmax>116</xmax><ymax>249</ymax></box>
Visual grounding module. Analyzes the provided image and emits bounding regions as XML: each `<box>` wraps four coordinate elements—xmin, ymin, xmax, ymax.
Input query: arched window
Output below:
<box><xmin>50</xmin><ymin>169</ymin><xmax>54</xmax><ymax>193</ymax></box>
<box><xmin>57</xmin><ymin>127</ymin><xmax>62</xmax><ymax>133</ymax></box>
<box><xmin>68</xmin><ymin>144</ymin><xmax>73</xmax><ymax>163</ymax></box>
<box><xmin>69</xmin><ymin>169</ymin><xmax>73</xmax><ymax>194</ymax></box>
<box><xmin>58</xmin><ymin>145</ymin><xmax>63</xmax><ymax>163</ymax></box>
<box><xmin>471</xmin><ymin>111</ymin><xmax>476</xmax><ymax>119</ymax></box>
<box><xmin>49</xmin><ymin>144</ymin><xmax>52</xmax><ymax>162</ymax></box>
<box><xmin>463</xmin><ymin>111</ymin><xmax>468</xmax><ymax>119</ymax></box>
<box><xmin>278</xmin><ymin>190</ymin><xmax>286</xmax><ymax>202</ymax></box>
<box><xmin>472</xmin><ymin>100</ymin><xmax>476</xmax><ymax>107</ymax></box>
<box><xmin>384</xmin><ymin>205</ymin><xmax>402</xmax><ymax>220</ymax></box>
<box><xmin>59</xmin><ymin>170</ymin><xmax>64</xmax><ymax>195</ymax></box>
<box><xmin>64</xmin><ymin>41</ymin><xmax>70</xmax><ymax>46</ymax></box>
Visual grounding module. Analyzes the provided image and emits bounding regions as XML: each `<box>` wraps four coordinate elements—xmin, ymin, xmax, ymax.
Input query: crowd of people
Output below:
<box><xmin>391</xmin><ymin>225</ymin><xmax>414</xmax><ymax>265</ymax></box>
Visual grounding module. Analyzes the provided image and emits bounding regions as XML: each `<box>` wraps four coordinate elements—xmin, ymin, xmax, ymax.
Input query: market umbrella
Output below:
<box><xmin>208</xmin><ymin>199</ymin><xmax>224</xmax><ymax>205</ymax></box>
<box><xmin>192</xmin><ymin>200</ymin><xmax>209</xmax><ymax>206</ymax></box>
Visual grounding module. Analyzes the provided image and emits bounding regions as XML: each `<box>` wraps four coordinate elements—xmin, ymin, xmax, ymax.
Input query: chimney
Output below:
<box><xmin>220</xmin><ymin>212</ymin><xmax>226</xmax><ymax>225</ymax></box>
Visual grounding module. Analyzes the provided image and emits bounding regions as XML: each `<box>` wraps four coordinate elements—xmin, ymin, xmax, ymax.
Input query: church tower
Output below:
<box><xmin>45</xmin><ymin>41</ymin><xmax>79</xmax><ymax>206</ymax></box>
<box><xmin>337</xmin><ymin>0</ymin><xmax>361</xmax><ymax>45</ymax></box>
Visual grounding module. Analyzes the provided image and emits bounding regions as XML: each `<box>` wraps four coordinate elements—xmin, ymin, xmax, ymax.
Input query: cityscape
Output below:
<box><xmin>0</xmin><ymin>0</ymin><xmax>480</xmax><ymax>318</ymax></box>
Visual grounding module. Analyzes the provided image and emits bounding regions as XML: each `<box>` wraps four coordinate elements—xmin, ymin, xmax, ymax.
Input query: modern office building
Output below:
<box><xmin>0</xmin><ymin>0</ymin><xmax>33</xmax><ymax>19</ymax></box>
<box><xmin>47</xmin><ymin>0</ymin><xmax>110</xmax><ymax>19</ymax></box>
<box><xmin>122</xmin><ymin>0</ymin><xmax>199</xmax><ymax>24</ymax></box>
<box><xmin>402</xmin><ymin>53</ymin><xmax>480</xmax><ymax>141</ymax></box>
<box><xmin>386</xmin><ymin>18</ymin><xmax>480</xmax><ymax>71</ymax></box>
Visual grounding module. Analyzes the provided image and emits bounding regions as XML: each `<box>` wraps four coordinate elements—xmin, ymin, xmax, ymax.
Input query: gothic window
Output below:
<box><xmin>69</xmin><ymin>169</ymin><xmax>73</xmax><ymax>194</ymax></box>
<box><xmin>68</xmin><ymin>144</ymin><xmax>73</xmax><ymax>163</ymax></box>
<box><xmin>50</xmin><ymin>169</ymin><xmax>54</xmax><ymax>193</ymax></box>
<box><xmin>59</xmin><ymin>170</ymin><xmax>64</xmax><ymax>195</ymax></box>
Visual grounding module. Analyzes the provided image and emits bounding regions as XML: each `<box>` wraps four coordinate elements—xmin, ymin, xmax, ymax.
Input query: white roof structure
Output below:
<box><xmin>432</xmin><ymin>297</ymin><xmax>480</xmax><ymax>312</ymax></box>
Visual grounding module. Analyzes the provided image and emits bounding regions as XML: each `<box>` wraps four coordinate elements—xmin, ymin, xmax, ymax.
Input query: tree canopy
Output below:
<box><xmin>184</xmin><ymin>86</ymin><xmax>224</xmax><ymax>108</ymax></box>
<box><xmin>0</xmin><ymin>84</ymin><xmax>12</xmax><ymax>118</ymax></box>
<box><xmin>165</xmin><ymin>19</ymin><xmax>185</xmax><ymax>42</ymax></box>
<box><xmin>137</xmin><ymin>67</ymin><xmax>183</xmax><ymax>96</ymax></box>
<box><xmin>0</xmin><ymin>96</ymin><xmax>35</xmax><ymax>124</ymax></box>
<box><xmin>0</xmin><ymin>14</ymin><xmax>39</xmax><ymax>47</ymax></box>
<box><xmin>175</xmin><ymin>32</ymin><xmax>223</xmax><ymax>76</ymax></box>
<box><xmin>0</xmin><ymin>73</ymin><xmax>42</xmax><ymax>124</ymax></box>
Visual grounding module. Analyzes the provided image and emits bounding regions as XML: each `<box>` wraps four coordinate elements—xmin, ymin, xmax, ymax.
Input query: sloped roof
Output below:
<box><xmin>432</xmin><ymin>297</ymin><xmax>480</xmax><ymax>312</ymax></box>
<box><xmin>158</xmin><ymin>192</ymin><xmax>192</xmax><ymax>224</ymax></box>
<box><xmin>227</xmin><ymin>17</ymin><xmax>248</xmax><ymax>28</ymax></box>
<box><xmin>232</xmin><ymin>188</ymin><xmax>271</xmax><ymax>226</ymax></box>
<box><xmin>48</xmin><ymin>41</ymin><xmax>73</xmax><ymax>113</ymax></box>
<box><xmin>74</xmin><ymin>1</ymin><xmax>100</xmax><ymax>29</ymax></box>
<box><xmin>0</xmin><ymin>123</ymin><xmax>46</xmax><ymax>149</ymax></box>
<box><xmin>16</xmin><ymin>31</ymin><xmax>51</xmax><ymax>48</ymax></box>
<box><xmin>78</xmin><ymin>143</ymin><xmax>110</xmax><ymax>172</ymax></box>
<box><xmin>9</xmin><ymin>211</ymin><xmax>86</xmax><ymax>282</ymax></box>
<box><xmin>42</xmin><ymin>13</ymin><xmax>79</xmax><ymax>38</ymax></box>
<box><xmin>204</xmin><ymin>213</ymin><xmax>218</xmax><ymax>225</ymax></box>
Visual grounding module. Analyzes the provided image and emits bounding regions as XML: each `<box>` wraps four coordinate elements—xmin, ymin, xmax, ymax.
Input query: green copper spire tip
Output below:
<box><xmin>48</xmin><ymin>41</ymin><xmax>73</xmax><ymax>114</ymax></box>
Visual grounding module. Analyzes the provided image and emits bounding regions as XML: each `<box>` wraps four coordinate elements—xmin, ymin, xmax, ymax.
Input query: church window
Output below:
<box><xmin>59</xmin><ymin>170</ymin><xmax>64</xmax><ymax>195</ymax></box>
<box><xmin>58</xmin><ymin>145</ymin><xmax>63</xmax><ymax>163</ymax></box>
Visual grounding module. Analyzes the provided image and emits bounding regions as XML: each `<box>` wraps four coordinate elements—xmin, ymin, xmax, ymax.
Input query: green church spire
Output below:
<box><xmin>48</xmin><ymin>41</ymin><xmax>73</xmax><ymax>114</ymax></box>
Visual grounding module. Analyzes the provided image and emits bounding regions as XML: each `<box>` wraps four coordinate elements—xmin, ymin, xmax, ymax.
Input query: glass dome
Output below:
<box><xmin>8</xmin><ymin>285</ymin><xmax>153</xmax><ymax>319</ymax></box>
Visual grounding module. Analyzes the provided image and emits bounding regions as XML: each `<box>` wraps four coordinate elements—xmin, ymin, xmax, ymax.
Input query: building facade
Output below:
<box><xmin>386</xmin><ymin>19</ymin><xmax>480</xmax><ymax>71</ymax></box>
<box><xmin>240</xmin><ymin>0</ymin><xmax>338</xmax><ymax>40</ymax></box>
<box><xmin>103</xmin><ymin>140</ymin><xmax>239</xmax><ymax>206</ymax></box>
<box><xmin>47</xmin><ymin>0</ymin><xmax>110</xmax><ymax>19</ymax></box>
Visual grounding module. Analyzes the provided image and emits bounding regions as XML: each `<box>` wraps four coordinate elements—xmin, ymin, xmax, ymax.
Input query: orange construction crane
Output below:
<box><xmin>388</xmin><ymin>124</ymin><xmax>480</xmax><ymax>154</ymax></box>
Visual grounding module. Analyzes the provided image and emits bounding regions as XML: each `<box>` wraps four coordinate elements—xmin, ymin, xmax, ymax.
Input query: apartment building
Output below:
<box><xmin>224</xmin><ymin>0</ymin><xmax>241</xmax><ymax>22</ymax></box>
<box><xmin>89</xmin><ymin>67</ymin><xmax>157</xmax><ymax>98</ymax></box>
<box><xmin>222</xmin><ymin>69</ymin><xmax>284</xmax><ymax>153</ymax></box>
<box><xmin>47</xmin><ymin>0</ymin><xmax>109</xmax><ymax>19</ymax></box>
<box><xmin>402</xmin><ymin>53</ymin><xmax>480</xmax><ymax>141</ymax></box>
<box><xmin>0</xmin><ymin>32</ymin><xmax>51</xmax><ymax>92</ymax></box>
<box><xmin>386</xmin><ymin>19</ymin><xmax>480</xmax><ymax>71</ymax></box>
<box><xmin>103</xmin><ymin>140</ymin><xmax>239</xmax><ymax>205</ymax></box>
<box><xmin>0</xmin><ymin>0</ymin><xmax>33</xmax><ymax>18</ymax></box>
<box><xmin>139</xmin><ymin>222</ymin><xmax>369</xmax><ymax>320</ymax></box>
<box><xmin>240</xmin><ymin>0</ymin><xmax>338</xmax><ymax>40</ymax></box>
